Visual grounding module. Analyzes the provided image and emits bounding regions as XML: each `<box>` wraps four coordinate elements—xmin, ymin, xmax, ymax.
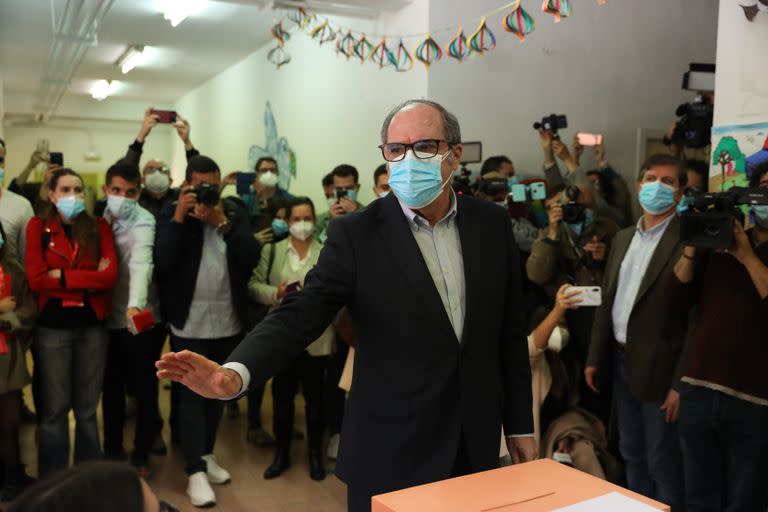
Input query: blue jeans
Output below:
<box><xmin>35</xmin><ymin>325</ymin><xmax>108</xmax><ymax>477</ymax></box>
<box><xmin>678</xmin><ymin>382</ymin><xmax>768</xmax><ymax>512</ymax></box>
<box><xmin>613</xmin><ymin>351</ymin><xmax>685</xmax><ymax>511</ymax></box>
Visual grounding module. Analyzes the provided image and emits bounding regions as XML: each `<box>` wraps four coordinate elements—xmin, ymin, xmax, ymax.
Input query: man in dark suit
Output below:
<box><xmin>585</xmin><ymin>154</ymin><xmax>688</xmax><ymax>511</ymax></box>
<box><xmin>157</xmin><ymin>99</ymin><xmax>536</xmax><ymax>512</ymax></box>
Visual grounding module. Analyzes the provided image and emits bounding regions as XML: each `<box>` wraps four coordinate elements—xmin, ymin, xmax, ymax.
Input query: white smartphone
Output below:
<box><xmin>570</xmin><ymin>286</ymin><xmax>602</xmax><ymax>307</ymax></box>
<box><xmin>576</xmin><ymin>132</ymin><xmax>603</xmax><ymax>146</ymax></box>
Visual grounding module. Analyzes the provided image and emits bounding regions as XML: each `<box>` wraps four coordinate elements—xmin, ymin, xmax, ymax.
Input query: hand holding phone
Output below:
<box><xmin>49</xmin><ymin>152</ymin><xmax>64</xmax><ymax>167</ymax></box>
<box><xmin>576</xmin><ymin>132</ymin><xmax>603</xmax><ymax>147</ymax></box>
<box><xmin>569</xmin><ymin>286</ymin><xmax>602</xmax><ymax>307</ymax></box>
<box><xmin>150</xmin><ymin>109</ymin><xmax>178</xmax><ymax>124</ymax></box>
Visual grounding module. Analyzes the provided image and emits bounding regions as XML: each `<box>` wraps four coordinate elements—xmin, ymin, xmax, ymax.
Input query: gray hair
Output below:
<box><xmin>380</xmin><ymin>99</ymin><xmax>462</xmax><ymax>144</ymax></box>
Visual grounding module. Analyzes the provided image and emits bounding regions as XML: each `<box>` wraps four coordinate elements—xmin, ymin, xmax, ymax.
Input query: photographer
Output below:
<box><xmin>154</xmin><ymin>155</ymin><xmax>261</xmax><ymax>507</ymax></box>
<box><xmin>476</xmin><ymin>172</ymin><xmax>539</xmax><ymax>253</ymax></box>
<box><xmin>684</xmin><ymin>159</ymin><xmax>708</xmax><ymax>194</ymax></box>
<box><xmin>5</xmin><ymin>141</ymin><xmax>60</xmax><ymax>215</ymax></box>
<box><xmin>481</xmin><ymin>156</ymin><xmax>515</xmax><ymax>179</ymax></box>
<box><xmin>585</xmin><ymin>155</ymin><xmax>688</xmax><ymax>510</ymax></box>
<box><xmin>372</xmin><ymin>164</ymin><xmax>390</xmax><ymax>199</ymax></box>
<box><xmin>316</xmin><ymin>164</ymin><xmax>363</xmax><ymax>241</ymax></box>
<box><xmin>669</xmin><ymin>161</ymin><xmax>768</xmax><ymax>512</ymax></box>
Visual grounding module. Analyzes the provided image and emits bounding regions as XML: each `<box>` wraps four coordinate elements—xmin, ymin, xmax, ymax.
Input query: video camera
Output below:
<box><xmin>533</xmin><ymin>114</ymin><xmax>568</xmax><ymax>140</ymax></box>
<box><xmin>669</xmin><ymin>63</ymin><xmax>715</xmax><ymax>149</ymax></box>
<box><xmin>453</xmin><ymin>141</ymin><xmax>482</xmax><ymax>197</ymax></box>
<box><xmin>680</xmin><ymin>186</ymin><xmax>768</xmax><ymax>248</ymax></box>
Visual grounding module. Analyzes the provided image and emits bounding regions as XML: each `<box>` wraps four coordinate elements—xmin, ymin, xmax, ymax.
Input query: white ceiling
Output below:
<box><xmin>0</xmin><ymin>0</ymin><xmax>410</xmax><ymax>110</ymax></box>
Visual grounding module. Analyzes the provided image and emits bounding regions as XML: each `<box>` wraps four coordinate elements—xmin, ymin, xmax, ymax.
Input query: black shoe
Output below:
<box><xmin>151</xmin><ymin>433</ymin><xmax>168</xmax><ymax>456</ymax></box>
<box><xmin>0</xmin><ymin>466</ymin><xmax>35</xmax><ymax>503</ymax></box>
<box><xmin>263</xmin><ymin>448</ymin><xmax>291</xmax><ymax>480</ymax></box>
<box><xmin>309</xmin><ymin>450</ymin><xmax>326</xmax><ymax>481</ymax></box>
<box><xmin>227</xmin><ymin>402</ymin><xmax>240</xmax><ymax>419</ymax></box>
<box><xmin>246</xmin><ymin>427</ymin><xmax>275</xmax><ymax>447</ymax></box>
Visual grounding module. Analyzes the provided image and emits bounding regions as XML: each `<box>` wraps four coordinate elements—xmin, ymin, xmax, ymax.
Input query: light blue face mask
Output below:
<box><xmin>639</xmin><ymin>182</ymin><xmax>678</xmax><ymax>215</ymax></box>
<box><xmin>568</xmin><ymin>210</ymin><xmax>594</xmax><ymax>238</ymax></box>
<box><xmin>753</xmin><ymin>205</ymin><xmax>768</xmax><ymax>228</ymax></box>
<box><xmin>0</xmin><ymin>168</ymin><xmax>5</xmax><ymax>185</ymax></box>
<box><xmin>106</xmin><ymin>195</ymin><xmax>138</xmax><ymax>219</ymax></box>
<box><xmin>56</xmin><ymin>196</ymin><xmax>86</xmax><ymax>221</ymax></box>
<box><xmin>388</xmin><ymin>151</ymin><xmax>450</xmax><ymax>209</ymax></box>
<box><xmin>507</xmin><ymin>176</ymin><xmax>519</xmax><ymax>189</ymax></box>
<box><xmin>271</xmin><ymin>218</ymin><xmax>289</xmax><ymax>238</ymax></box>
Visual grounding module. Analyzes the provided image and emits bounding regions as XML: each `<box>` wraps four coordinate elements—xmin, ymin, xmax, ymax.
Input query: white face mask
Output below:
<box><xmin>290</xmin><ymin>220</ymin><xmax>315</xmax><ymax>241</ymax></box>
<box><xmin>377</xmin><ymin>190</ymin><xmax>390</xmax><ymax>199</ymax></box>
<box><xmin>547</xmin><ymin>326</ymin><xmax>570</xmax><ymax>353</ymax></box>
<box><xmin>259</xmin><ymin>171</ymin><xmax>279</xmax><ymax>188</ymax></box>
<box><xmin>326</xmin><ymin>197</ymin><xmax>336</xmax><ymax>209</ymax></box>
<box><xmin>145</xmin><ymin>172</ymin><xmax>170</xmax><ymax>195</ymax></box>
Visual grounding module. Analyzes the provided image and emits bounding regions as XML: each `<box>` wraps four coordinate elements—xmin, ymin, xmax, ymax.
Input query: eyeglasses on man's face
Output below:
<box><xmin>378</xmin><ymin>139</ymin><xmax>455</xmax><ymax>162</ymax></box>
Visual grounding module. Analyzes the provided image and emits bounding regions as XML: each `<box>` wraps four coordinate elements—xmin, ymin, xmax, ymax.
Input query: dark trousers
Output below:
<box><xmin>346</xmin><ymin>432</ymin><xmax>471</xmax><ymax>512</ymax></box>
<box><xmin>246</xmin><ymin>381</ymin><xmax>266</xmax><ymax>430</ymax></box>
<box><xmin>325</xmin><ymin>340</ymin><xmax>348</xmax><ymax>435</ymax></box>
<box><xmin>613</xmin><ymin>352</ymin><xmax>685</xmax><ymax>511</ymax></box>
<box><xmin>678</xmin><ymin>383</ymin><xmax>768</xmax><ymax>512</ymax></box>
<box><xmin>102</xmin><ymin>326</ymin><xmax>166</xmax><ymax>465</ymax></box>
<box><xmin>272</xmin><ymin>352</ymin><xmax>327</xmax><ymax>451</ymax></box>
<box><xmin>171</xmin><ymin>334</ymin><xmax>240</xmax><ymax>475</ymax></box>
<box><xmin>35</xmin><ymin>325</ymin><xmax>108</xmax><ymax>478</ymax></box>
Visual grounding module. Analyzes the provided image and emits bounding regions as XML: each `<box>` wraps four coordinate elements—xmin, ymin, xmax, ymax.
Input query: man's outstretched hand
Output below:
<box><xmin>156</xmin><ymin>351</ymin><xmax>242</xmax><ymax>399</ymax></box>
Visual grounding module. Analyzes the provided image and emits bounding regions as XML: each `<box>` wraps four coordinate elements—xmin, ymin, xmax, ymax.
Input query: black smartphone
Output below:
<box><xmin>236</xmin><ymin>172</ymin><xmax>257</xmax><ymax>196</ymax></box>
<box><xmin>49</xmin><ymin>152</ymin><xmax>63</xmax><ymax>166</ymax></box>
<box><xmin>151</xmin><ymin>109</ymin><xmax>177</xmax><ymax>124</ymax></box>
<box><xmin>285</xmin><ymin>281</ymin><xmax>302</xmax><ymax>294</ymax></box>
<box><xmin>334</xmin><ymin>189</ymin><xmax>348</xmax><ymax>201</ymax></box>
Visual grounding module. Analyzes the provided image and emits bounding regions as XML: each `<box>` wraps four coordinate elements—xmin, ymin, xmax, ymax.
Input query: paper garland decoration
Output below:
<box><xmin>503</xmin><ymin>1</ymin><xmax>536</xmax><ymax>41</ymax></box>
<box><xmin>371</xmin><ymin>39</ymin><xmax>394</xmax><ymax>69</ymax></box>
<box><xmin>336</xmin><ymin>31</ymin><xmax>356</xmax><ymax>59</ymax></box>
<box><xmin>354</xmin><ymin>34</ymin><xmax>374</xmax><ymax>62</ymax></box>
<box><xmin>446</xmin><ymin>26</ymin><xmax>470</xmax><ymax>62</ymax></box>
<box><xmin>288</xmin><ymin>7</ymin><xmax>312</xmax><ymax>28</ymax></box>
<box><xmin>267</xmin><ymin>46</ymin><xmax>290</xmax><ymax>68</ymax></box>
<box><xmin>390</xmin><ymin>39</ymin><xmax>414</xmax><ymax>72</ymax></box>
<box><xmin>414</xmin><ymin>33</ymin><xmax>442</xmax><ymax>69</ymax></box>
<box><xmin>469</xmin><ymin>17</ymin><xmax>496</xmax><ymax>54</ymax></box>
<box><xmin>309</xmin><ymin>19</ymin><xmax>337</xmax><ymax>46</ymax></box>
<box><xmin>271</xmin><ymin>22</ymin><xmax>290</xmax><ymax>47</ymax></box>
<box><xmin>542</xmin><ymin>0</ymin><xmax>573</xmax><ymax>23</ymax></box>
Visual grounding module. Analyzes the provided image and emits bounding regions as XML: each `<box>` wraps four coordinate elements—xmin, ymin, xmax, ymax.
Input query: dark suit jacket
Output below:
<box><xmin>154</xmin><ymin>197</ymin><xmax>262</xmax><ymax>332</ymax></box>
<box><xmin>587</xmin><ymin>216</ymin><xmax>687</xmax><ymax>402</ymax></box>
<box><xmin>227</xmin><ymin>193</ymin><xmax>533</xmax><ymax>496</ymax></box>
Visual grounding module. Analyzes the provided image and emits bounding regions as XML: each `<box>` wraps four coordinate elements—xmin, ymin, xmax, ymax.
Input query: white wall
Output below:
<box><xmin>429</xmin><ymin>0</ymin><xmax>719</xmax><ymax>183</ymax></box>
<box><xmin>713</xmin><ymin>0</ymin><xmax>768</xmax><ymax>126</ymax></box>
<box><xmin>174</xmin><ymin>1</ymin><xmax>429</xmax><ymax>208</ymax></box>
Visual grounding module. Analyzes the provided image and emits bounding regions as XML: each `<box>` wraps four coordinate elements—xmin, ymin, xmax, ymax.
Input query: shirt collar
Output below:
<box><xmin>397</xmin><ymin>191</ymin><xmax>458</xmax><ymax>230</ymax></box>
<box><xmin>636</xmin><ymin>212</ymin><xmax>674</xmax><ymax>237</ymax></box>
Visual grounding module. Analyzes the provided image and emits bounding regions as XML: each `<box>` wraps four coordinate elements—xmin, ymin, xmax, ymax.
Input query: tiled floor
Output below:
<box><xmin>18</xmin><ymin>380</ymin><xmax>348</xmax><ymax>512</ymax></box>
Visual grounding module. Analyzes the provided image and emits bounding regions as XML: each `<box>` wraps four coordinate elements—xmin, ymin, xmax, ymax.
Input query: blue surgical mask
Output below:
<box><xmin>568</xmin><ymin>210</ymin><xmax>594</xmax><ymax>238</ymax></box>
<box><xmin>676</xmin><ymin>193</ymin><xmax>695</xmax><ymax>214</ymax></box>
<box><xmin>56</xmin><ymin>196</ymin><xmax>86</xmax><ymax>221</ymax></box>
<box><xmin>346</xmin><ymin>190</ymin><xmax>358</xmax><ymax>203</ymax></box>
<box><xmin>271</xmin><ymin>218</ymin><xmax>289</xmax><ymax>237</ymax></box>
<box><xmin>106</xmin><ymin>195</ymin><xmax>138</xmax><ymax>219</ymax></box>
<box><xmin>639</xmin><ymin>182</ymin><xmax>678</xmax><ymax>215</ymax></box>
<box><xmin>0</xmin><ymin>168</ymin><xmax>5</xmax><ymax>185</ymax></box>
<box><xmin>753</xmin><ymin>205</ymin><xmax>768</xmax><ymax>228</ymax></box>
<box><xmin>507</xmin><ymin>176</ymin><xmax>519</xmax><ymax>189</ymax></box>
<box><xmin>388</xmin><ymin>151</ymin><xmax>451</xmax><ymax>209</ymax></box>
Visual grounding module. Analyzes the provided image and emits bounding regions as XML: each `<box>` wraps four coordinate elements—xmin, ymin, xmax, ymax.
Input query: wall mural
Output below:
<box><xmin>248</xmin><ymin>102</ymin><xmax>296</xmax><ymax>191</ymax></box>
<box><xmin>709</xmin><ymin>121</ymin><xmax>768</xmax><ymax>192</ymax></box>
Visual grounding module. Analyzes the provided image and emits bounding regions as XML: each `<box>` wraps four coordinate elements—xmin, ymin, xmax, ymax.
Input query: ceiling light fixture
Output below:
<box><xmin>116</xmin><ymin>45</ymin><xmax>146</xmax><ymax>74</ymax></box>
<box><xmin>91</xmin><ymin>80</ymin><xmax>114</xmax><ymax>101</ymax></box>
<box><xmin>159</xmin><ymin>0</ymin><xmax>207</xmax><ymax>27</ymax></box>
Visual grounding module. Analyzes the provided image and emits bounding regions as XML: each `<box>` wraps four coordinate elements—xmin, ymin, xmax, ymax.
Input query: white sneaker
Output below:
<box><xmin>202</xmin><ymin>454</ymin><xmax>231</xmax><ymax>485</ymax></box>
<box><xmin>187</xmin><ymin>472</ymin><xmax>216</xmax><ymax>508</ymax></box>
<box><xmin>327</xmin><ymin>433</ymin><xmax>340</xmax><ymax>460</ymax></box>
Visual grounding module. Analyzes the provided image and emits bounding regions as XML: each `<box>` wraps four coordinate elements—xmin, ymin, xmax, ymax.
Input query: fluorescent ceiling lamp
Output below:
<box><xmin>158</xmin><ymin>0</ymin><xmax>207</xmax><ymax>27</ymax></box>
<box><xmin>91</xmin><ymin>80</ymin><xmax>114</xmax><ymax>101</ymax></box>
<box><xmin>117</xmin><ymin>45</ymin><xmax>146</xmax><ymax>74</ymax></box>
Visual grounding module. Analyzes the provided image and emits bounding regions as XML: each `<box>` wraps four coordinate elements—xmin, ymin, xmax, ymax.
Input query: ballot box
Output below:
<box><xmin>372</xmin><ymin>458</ymin><xmax>669</xmax><ymax>512</ymax></box>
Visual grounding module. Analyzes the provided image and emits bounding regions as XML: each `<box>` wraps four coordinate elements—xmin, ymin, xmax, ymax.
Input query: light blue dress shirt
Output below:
<box><xmin>611</xmin><ymin>214</ymin><xmax>674</xmax><ymax>344</ymax></box>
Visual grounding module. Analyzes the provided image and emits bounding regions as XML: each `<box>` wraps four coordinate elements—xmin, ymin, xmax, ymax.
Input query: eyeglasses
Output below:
<box><xmin>378</xmin><ymin>139</ymin><xmax>455</xmax><ymax>162</ymax></box>
<box><xmin>159</xmin><ymin>500</ymin><xmax>179</xmax><ymax>512</ymax></box>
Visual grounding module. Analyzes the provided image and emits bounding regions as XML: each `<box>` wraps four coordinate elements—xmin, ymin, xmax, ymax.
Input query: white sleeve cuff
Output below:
<box><xmin>221</xmin><ymin>362</ymin><xmax>251</xmax><ymax>400</ymax></box>
<box><xmin>506</xmin><ymin>433</ymin><xmax>535</xmax><ymax>438</ymax></box>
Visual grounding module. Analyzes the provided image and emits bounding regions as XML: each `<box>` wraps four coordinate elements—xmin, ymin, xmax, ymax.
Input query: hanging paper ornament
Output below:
<box><xmin>370</xmin><ymin>39</ymin><xmax>394</xmax><ymax>69</ymax></box>
<box><xmin>271</xmin><ymin>22</ymin><xmax>290</xmax><ymax>47</ymax></box>
<box><xmin>469</xmin><ymin>17</ymin><xmax>496</xmax><ymax>54</ymax></box>
<box><xmin>502</xmin><ymin>1</ymin><xmax>536</xmax><ymax>42</ymax></box>
<box><xmin>414</xmin><ymin>33</ymin><xmax>442</xmax><ymax>69</ymax></box>
<box><xmin>336</xmin><ymin>31</ymin><xmax>356</xmax><ymax>59</ymax></box>
<box><xmin>267</xmin><ymin>46</ymin><xmax>291</xmax><ymax>68</ymax></box>
<box><xmin>542</xmin><ymin>0</ymin><xmax>572</xmax><ymax>23</ymax></box>
<box><xmin>309</xmin><ymin>19</ymin><xmax>334</xmax><ymax>45</ymax></box>
<box><xmin>288</xmin><ymin>7</ymin><xmax>311</xmax><ymax>28</ymax></box>
<box><xmin>446</xmin><ymin>26</ymin><xmax>470</xmax><ymax>62</ymax></box>
<box><xmin>354</xmin><ymin>34</ymin><xmax>374</xmax><ymax>63</ymax></box>
<box><xmin>388</xmin><ymin>39</ymin><xmax>414</xmax><ymax>72</ymax></box>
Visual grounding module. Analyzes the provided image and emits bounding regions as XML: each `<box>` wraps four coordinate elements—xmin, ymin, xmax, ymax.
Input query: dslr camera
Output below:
<box><xmin>533</xmin><ymin>114</ymin><xmax>568</xmax><ymax>140</ymax></box>
<box><xmin>193</xmin><ymin>182</ymin><xmax>221</xmax><ymax>207</ymax></box>
<box><xmin>562</xmin><ymin>185</ymin><xmax>586</xmax><ymax>224</ymax></box>
<box><xmin>680</xmin><ymin>186</ymin><xmax>768</xmax><ymax>248</ymax></box>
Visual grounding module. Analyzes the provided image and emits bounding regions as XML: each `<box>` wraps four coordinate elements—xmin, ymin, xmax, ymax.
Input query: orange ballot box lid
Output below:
<box><xmin>372</xmin><ymin>459</ymin><xmax>669</xmax><ymax>512</ymax></box>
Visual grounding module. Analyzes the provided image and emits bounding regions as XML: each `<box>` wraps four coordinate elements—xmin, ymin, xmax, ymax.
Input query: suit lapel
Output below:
<box><xmin>632</xmin><ymin>216</ymin><xmax>680</xmax><ymax>310</ymax></box>
<box><xmin>377</xmin><ymin>195</ymin><xmax>458</xmax><ymax>343</ymax></box>
<box><xmin>456</xmin><ymin>199</ymin><xmax>481</xmax><ymax>347</ymax></box>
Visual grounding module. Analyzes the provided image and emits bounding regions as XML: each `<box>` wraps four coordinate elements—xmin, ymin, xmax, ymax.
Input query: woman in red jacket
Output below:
<box><xmin>25</xmin><ymin>169</ymin><xmax>117</xmax><ymax>478</ymax></box>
